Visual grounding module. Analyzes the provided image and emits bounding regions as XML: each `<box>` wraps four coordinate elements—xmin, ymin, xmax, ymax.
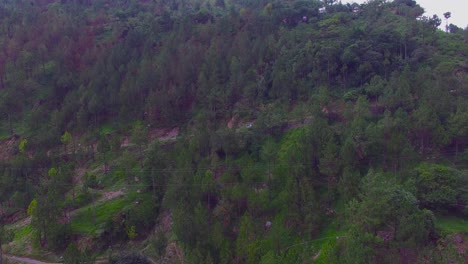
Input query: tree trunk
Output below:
<box><xmin>89</xmin><ymin>144</ymin><xmax>95</xmax><ymax>161</ymax></box>
<box><xmin>72</xmin><ymin>137</ymin><xmax>76</xmax><ymax>161</ymax></box>
<box><xmin>91</xmin><ymin>191</ymin><xmax>97</xmax><ymax>226</ymax></box>
<box><xmin>268</xmin><ymin>162</ymin><xmax>272</xmax><ymax>201</ymax></box>
<box><xmin>152</xmin><ymin>174</ymin><xmax>156</xmax><ymax>200</ymax></box>
<box><xmin>7</xmin><ymin>114</ymin><xmax>12</xmax><ymax>135</ymax></box>
<box><xmin>420</xmin><ymin>136</ymin><xmax>425</xmax><ymax>157</ymax></box>
<box><xmin>42</xmin><ymin>221</ymin><xmax>47</xmax><ymax>245</ymax></box>
<box><xmin>404</xmin><ymin>42</ymin><xmax>407</xmax><ymax>60</ymax></box>
<box><xmin>104</xmin><ymin>155</ymin><xmax>108</xmax><ymax>175</ymax></box>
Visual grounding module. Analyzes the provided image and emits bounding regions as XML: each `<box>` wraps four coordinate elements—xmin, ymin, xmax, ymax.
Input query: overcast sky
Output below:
<box><xmin>342</xmin><ymin>0</ymin><xmax>468</xmax><ymax>29</ymax></box>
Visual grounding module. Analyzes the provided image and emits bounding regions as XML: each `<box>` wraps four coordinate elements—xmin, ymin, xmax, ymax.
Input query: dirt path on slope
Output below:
<box><xmin>98</xmin><ymin>190</ymin><xmax>124</xmax><ymax>202</ymax></box>
<box><xmin>5</xmin><ymin>255</ymin><xmax>60</xmax><ymax>264</ymax></box>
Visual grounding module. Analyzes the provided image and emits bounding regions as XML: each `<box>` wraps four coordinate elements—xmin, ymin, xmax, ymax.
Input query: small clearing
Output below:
<box><xmin>73</xmin><ymin>167</ymin><xmax>87</xmax><ymax>185</ymax></box>
<box><xmin>149</xmin><ymin>127</ymin><xmax>179</xmax><ymax>142</ymax></box>
<box><xmin>12</xmin><ymin>217</ymin><xmax>31</xmax><ymax>229</ymax></box>
<box><xmin>120</xmin><ymin>127</ymin><xmax>179</xmax><ymax>148</ymax></box>
<box><xmin>159</xmin><ymin>210</ymin><xmax>173</xmax><ymax>234</ymax></box>
<box><xmin>98</xmin><ymin>190</ymin><xmax>124</xmax><ymax>202</ymax></box>
<box><xmin>0</xmin><ymin>136</ymin><xmax>17</xmax><ymax>161</ymax></box>
<box><xmin>161</xmin><ymin>242</ymin><xmax>184</xmax><ymax>264</ymax></box>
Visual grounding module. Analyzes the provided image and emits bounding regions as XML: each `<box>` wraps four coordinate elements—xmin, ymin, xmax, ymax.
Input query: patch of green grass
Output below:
<box><xmin>4</xmin><ymin>224</ymin><xmax>34</xmax><ymax>258</ymax></box>
<box><xmin>311</xmin><ymin>225</ymin><xmax>346</xmax><ymax>247</ymax></box>
<box><xmin>305</xmin><ymin>212</ymin><xmax>348</xmax><ymax>260</ymax></box>
<box><xmin>14</xmin><ymin>225</ymin><xmax>32</xmax><ymax>240</ymax></box>
<box><xmin>436</xmin><ymin>215</ymin><xmax>468</xmax><ymax>234</ymax></box>
<box><xmin>99</xmin><ymin>123</ymin><xmax>117</xmax><ymax>135</ymax></box>
<box><xmin>101</xmin><ymin>168</ymin><xmax>127</xmax><ymax>187</ymax></box>
<box><xmin>70</xmin><ymin>198</ymin><xmax>128</xmax><ymax>235</ymax></box>
<box><xmin>312</xmin><ymin>201</ymin><xmax>347</xmax><ymax>247</ymax></box>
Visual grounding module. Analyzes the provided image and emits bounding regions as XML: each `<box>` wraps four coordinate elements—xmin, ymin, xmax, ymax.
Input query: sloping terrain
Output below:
<box><xmin>0</xmin><ymin>0</ymin><xmax>467</xmax><ymax>263</ymax></box>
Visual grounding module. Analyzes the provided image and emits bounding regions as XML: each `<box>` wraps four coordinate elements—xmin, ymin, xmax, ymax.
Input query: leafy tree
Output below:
<box><xmin>413</xmin><ymin>163</ymin><xmax>464</xmax><ymax>212</ymax></box>
<box><xmin>443</xmin><ymin>12</ymin><xmax>451</xmax><ymax>32</ymax></box>
<box><xmin>236</xmin><ymin>213</ymin><xmax>256</xmax><ymax>263</ymax></box>
<box><xmin>319</xmin><ymin>136</ymin><xmax>340</xmax><ymax>177</ymax></box>
<box><xmin>126</xmin><ymin>225</ymin><xmax>137</xmax><ymax>240</ymax></box>
<box><xmin>338</xmin><ymin>167</ymin><xmax>361</xmax><ymax>201</ymax></box>
<box><xmin>448</xmin><ymin>109</ymin><xmax>468</xmax><ymax>157</ymax></box>
<box><xmin>63</xmin><ymin>243</ymin><xmax>82</xmax><ymax>264</ymax></box>
<box><xmin>340</xmin><ymin>170</ymin><xmax>436</xmax><ymax>262</ymax></box>
<box><xmin>0</xmin><ymin>89</ymin><xmax>21</xmax><ymax>135</ymax></box>
<box><xmin>260</xmin><ymin>137</ymin><xmax>277</xmax><ymax>200</ymax></box>
<box><xmin>18</xmin><ymin>138</ymin><xmax>28</xmax><ymax>154</ymax></box>
<box><xmin>0</xmin><ymin>0</ymin><xmax>466</xmax><ymax>260</ymax></box>
<box><xmin>411</xmin><ymin>103</ymin><xmax>448</xmax><ymax>156</ymax></box>
<box><xmin>29</xmin><ymin>167</ymin><xmax>69</xmax><ymax>249</ymax></box>
<box><xmin>27</xmin><ymin>198</ymin><xmax>37</xmax><ymax>216</ymax></box>
<box><xmin>97</xmin><ymin>134</ymin><xmax>111</xmax><ymax>174</ymax></box>
<box><xmin>61</xmin><ymin>131</ymin><xmax>72</xmax><ymax>154</ymax></box>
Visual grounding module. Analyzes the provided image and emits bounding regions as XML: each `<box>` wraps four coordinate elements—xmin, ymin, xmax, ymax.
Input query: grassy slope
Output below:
<box><xmin>70</xmin><ymin>198</ymin><xmax>128</xmax><ymax>235</ymax></box>
<box><xmin>436</xmin><ymin>215</ymin><xmax>468</xmax><ymax>234</ymax></box>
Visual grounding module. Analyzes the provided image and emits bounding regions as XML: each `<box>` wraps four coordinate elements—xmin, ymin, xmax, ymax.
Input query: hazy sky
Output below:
<box><xmin>342</xmin><ymin>0</ymin><xmax>468</xmax><ymax>29</ymax></box>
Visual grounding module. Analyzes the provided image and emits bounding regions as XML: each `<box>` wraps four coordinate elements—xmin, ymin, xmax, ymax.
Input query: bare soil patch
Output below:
<box><xmin>149</xmin><ymin>127</ymin><xmax>179</xmax><ymax>142</ymax></box>
<box><xmin>0</xmin><ymin>136</ymin><xmax>17</xmax><ymax>161</ymax></box>
<box><xmin>99</xmin><ymin>190</ymin><xmax>124</xmax><ymax>202</ymax></box>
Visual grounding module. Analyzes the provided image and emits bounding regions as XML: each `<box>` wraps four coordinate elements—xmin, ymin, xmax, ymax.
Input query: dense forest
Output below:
<box><xmin>0</xmin><ymin>0</ymin><xmax>467</xmax><ymax>263</ymax></box>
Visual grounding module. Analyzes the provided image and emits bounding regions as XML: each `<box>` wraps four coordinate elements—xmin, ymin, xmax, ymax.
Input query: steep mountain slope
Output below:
<box><xmin>0</xmin><ymin>0</ymin><xmax>467</xmax><ymax>263</ymax></box>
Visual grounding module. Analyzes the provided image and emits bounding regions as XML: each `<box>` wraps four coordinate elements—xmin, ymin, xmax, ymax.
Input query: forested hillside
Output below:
<box><xmin>0</xmin><ymin>0</ymin><xmax>467</xmax><ymax>263</ymax></box>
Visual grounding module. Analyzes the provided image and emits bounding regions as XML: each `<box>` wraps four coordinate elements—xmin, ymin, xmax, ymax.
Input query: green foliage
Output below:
<box><xmin>71</xmin><ymin>198</ymin><xmax>127</xmax><ymax>235</ymax></box>
<box><xmin>436</xmin><ymin>215</ymin><xmax>468</xmax><ymax>234</ymax></box>
<box><xmin>125</xmin><ymin>194</ymin><xmax>159</xmax><ymax>237</ymax></box>
<box><xmin>97</xmin><ymin>135</ymin><xmax>111</xmax><ymax>155</ymax></box>
<box><xmin>131</xmin><ymin>121</ymin><xmax>148</xmax><ymax>153</ymax></box>
<box><xmin>236</xmin><ymin>214</ymin><xmax>255</xmax><ymax>262</ymax></box>
<box><xmin>0</xmin><ymin>0</ymin><xmax>466</xmax><ymax>260</ymax></box>
<box><xmin>64</xmin><ymin>243</ymin><xmax>82</xmax><ymax>264</ymax></box>
<box><xmin>27</xmin><ymin>199</ymin><xmax>37</xmax><ymax>216</ymax></box>
<box><xmin>18</xmin><ymin>138</ymin><xmax>28</xmax><ymax>154</ymax></box>
<box><xmin>339</xmin><ymin>170</ymin><xmax>437</xmax><ymax>262</ymax></box>
<box><xmin>97</xmin><ymin>134</ymin><xmax>111</xmax><ymax>173</ymax></box>
<box><xmin>413</xmin><ymin>163</ymin><xmax>463</xmax><ymax>211</ymax></box>
<box><xmin>84</xmin><ymin>173</ymin><xmax>98</xmax><ymax>189</ymax></box>
<box><xmin>0</xmin><ymin>221</ymin><xmax>14</xmax><ymax>245</ymax></box>
<box><xmin>259</xmin><ymin>251</ymin><xmax>276</xmax><ymax>264</ymax></box>
<box><xmin>126</xmin><ymin>225</ymin><xmax>137</xmax><ymax>240</ymax></box>
<box><xmin>397</xmin><ymin>209</ymin><xmax>435</xmax><ymax>246</ymax></box>
<box><xmin>48</xmin><ymin>167</ymin><xmax>58</xmax><ymax>177</ymax></box>
<box><xmin>61</xmin><ymin>131</ymin><xmax>72</xmax><ymax>146</ymax></box>
<box><xmin>13</xmin><ymin>225</ymin><xmax>32</xmax><ymax>241</ymax></box>
<box><xmin>314</xmin><ymin>239</ymin><xmax>337</xmax><ymax>264</ymax></box>
<box><xmin>66</xmin><ymin>190</ymin><xmax>92</xmax><ymax>209</ymax></box>
<box><xmin>30</xmin><ymin>174</ymin><xmax>67</xmax><ymax>249</ymax></box>
<box><xmin>150</xmin><ymin>231</ymin><xmax>168</xmax><ymax>257</ymax></box>
<box><xmin>48</xmin><ymin>224</ymin><xmax>72</xmax><ymax>251</ymax></box>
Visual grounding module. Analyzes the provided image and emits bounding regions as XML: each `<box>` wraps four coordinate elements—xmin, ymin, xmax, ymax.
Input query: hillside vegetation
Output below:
<box><xmin>0</xmin><ymin>0</ymin><xmax>467</xmax><ymax>263</ymax></box>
